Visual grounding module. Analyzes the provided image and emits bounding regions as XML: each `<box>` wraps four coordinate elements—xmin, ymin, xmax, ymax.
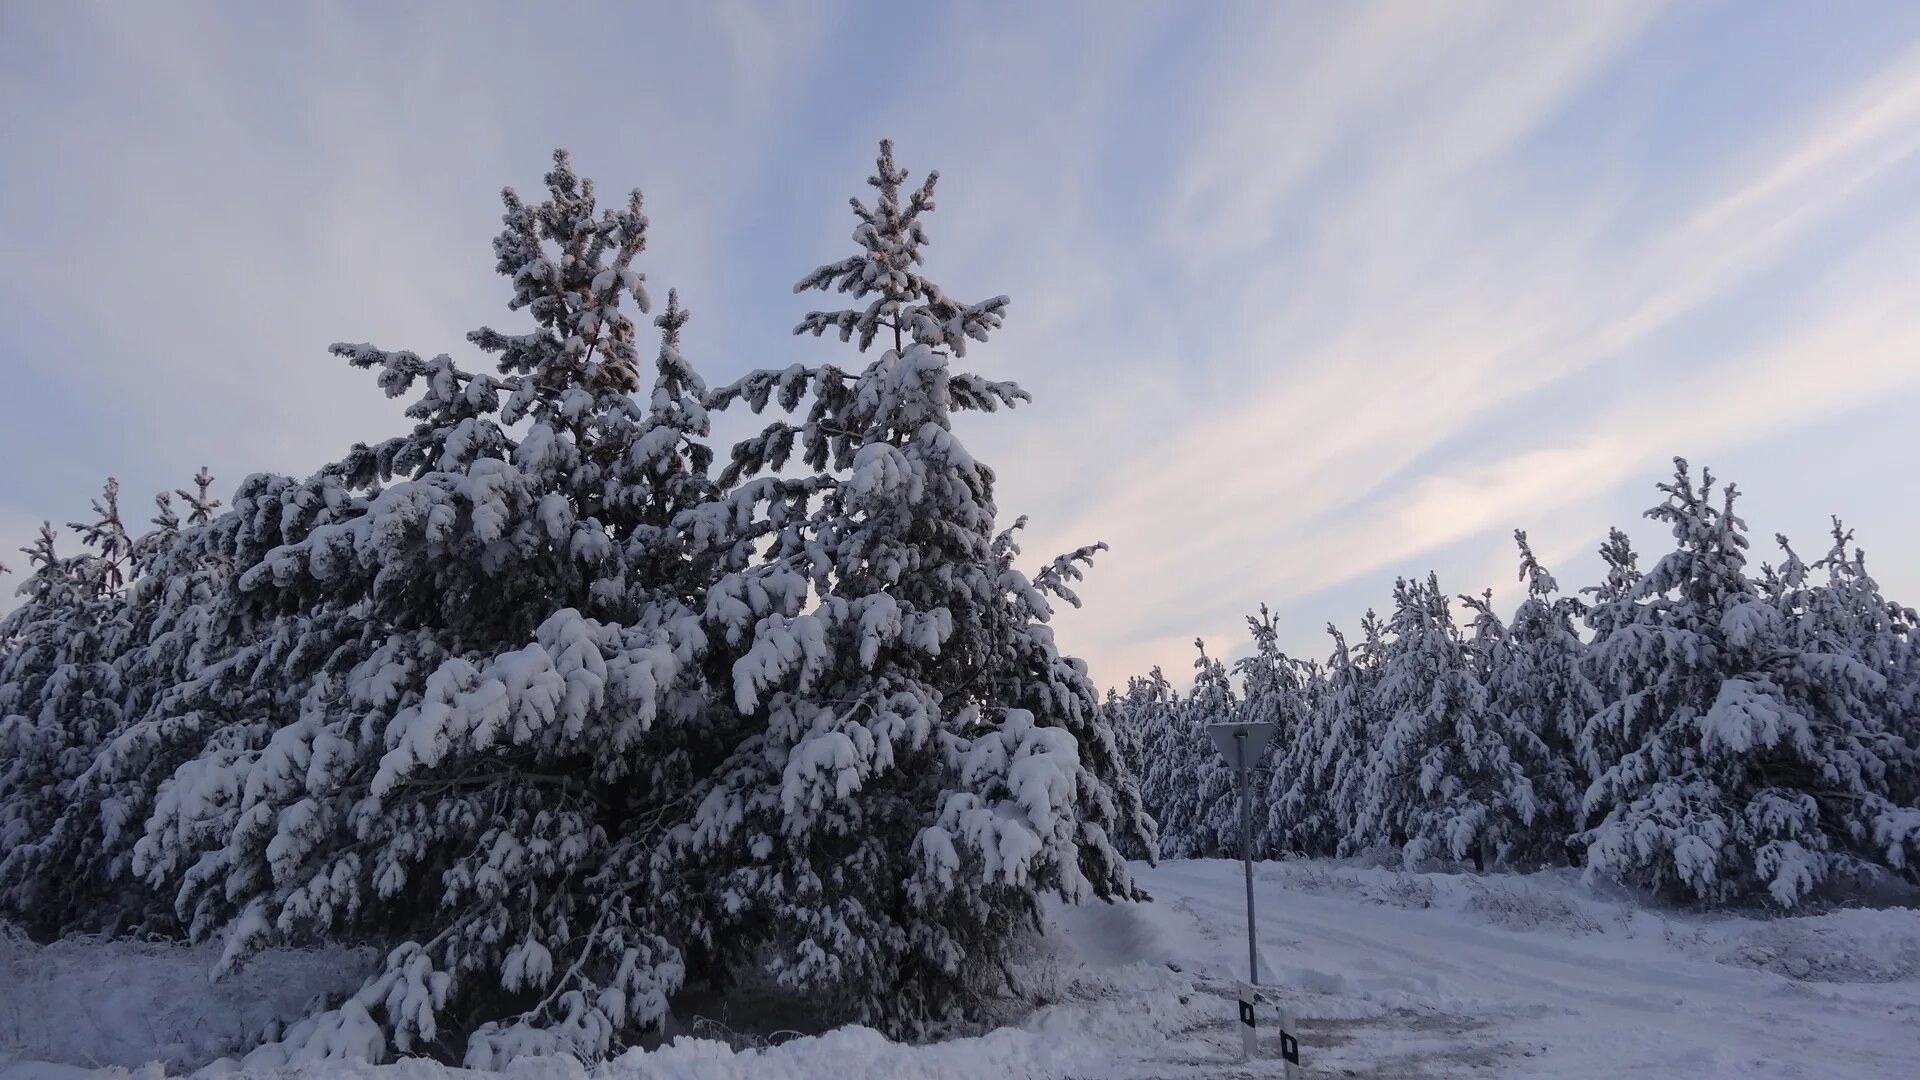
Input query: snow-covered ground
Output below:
<box><xmin>4</xmin><ymin>859</ymin><xmax>1918</xmax><ymax>1078</ymax></box>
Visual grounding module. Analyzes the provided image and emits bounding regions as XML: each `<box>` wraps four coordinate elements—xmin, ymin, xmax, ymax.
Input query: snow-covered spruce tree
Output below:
<box><xmin>1143</xmin><ymin>642</ymin><xmax>1228</xmax><ymax>859</ymax></box>
<box><xmin>1265</xmin><ymin>624</ymin><xmax>1350</xmax><ymax>858</ymax></box>
<box><xmin>1459</xmin><ymin>532</ymin><xmax>1597</xmax><ymax>867</ymax></box>
<box><xmin>1115</xmin><ymin>669</ymin><xmax>1176</xmax><ymax>779</ymax></box>
<box><xmin>1235</xmin><ymin>606</ymin><xmax>1312</xmax><ymax>858</ymax></box>
<box><xmin>1</xmin><ymin>471</ymin><xmax>243</xmax><ymax>940</ymax></box>
<box><xmin>646</xmin><ymin>140</ymin><xmax>1150</xmax><ymax>1036</ymax></box>
<box><xmin>0</xmin><ymin>523</ymin><xmax>102</xmax><ymax>927</ymax></box>
<box><xmin>78</xmin><ymin>476</ymin><xmax>233</xmax><ymax>918</ymax></box>
<box><xmin>126</xmin><ymin>152</ymin><xmax>719</xmax><ymax>1065</ymax></box>
<box><xmin>1129</xmin><ymin>668</ymin><xmax>1197</xmax><ymax>855</ymax></box>
<box><xmin>0</xmin><ymin>482</ymin><xmax>142</xmax><ymax>935</ymax></box>
<box><xmin>1816</xmin><ymin>526</ymin><xmax>1920</xmax><ymax>864</ymax></box>
<box><xmin>1356</xmin><ymin>573</ymin><xmax>1543</xmax><ymax>870</ymax></box>
<box><xmin>1580</xmin><ymin>460</ymin><xmax>1919</xmax><ymax>905</ymax></box>
<box><xmin>1756</xmin><ymin>524</ymin><xmax>1920</xmax><ymax>888</ymax></box>
<box><xmin>1806</xmin><ymin>520</ymin><xmax>1920</xmax><ymax>749</ymax></box>
<box><xmin>1321</xmin><ymin>610</ymin><xmax>1390</xmax><ymax>855</ymax></box>
<box><xmin>1576</xmin><ymin>527</ymin><xmax>1643</xmax><ymax>784</ymax></box>
<box><xmin>1188</xmin><ymin>639</ymin><xmax>1251</xmax><ymax>859</ymax></box>
<box><xmin>64</xmin><ymin>468</ymin><xmax>349</xmax><ymax>947</ymax></box>
<box><xmin>1103</xmin><ymin>667</ymin><xmax>1174</xmax><ymax>860</ymax></box>
<box><xmin>1102</xmin><ymin>688</ymin><xmax>1141</xmax><ymax>790</ymax></box>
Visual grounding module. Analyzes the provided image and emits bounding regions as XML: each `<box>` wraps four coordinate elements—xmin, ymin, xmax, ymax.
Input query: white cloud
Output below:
<box><xmin>4</xmin><ymin>2</ymin><xmax>1917</xmax><ymax>689</ymax></box>
<box><xmin>1034</xmin><ymin>13</ymin><xmax>1920</xmax><ymax>686</ymax></box>
<box><xmin>1164</xmin><ymin>2</ymin><xmax>1664</xmax><ymax>268</ymax></box>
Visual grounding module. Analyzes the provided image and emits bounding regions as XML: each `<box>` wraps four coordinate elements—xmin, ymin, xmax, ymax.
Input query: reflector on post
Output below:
<box><xmin>1238</xmin><ymin>983</ymin><xmax>1260</xmax><ymax>1060</ymax></box>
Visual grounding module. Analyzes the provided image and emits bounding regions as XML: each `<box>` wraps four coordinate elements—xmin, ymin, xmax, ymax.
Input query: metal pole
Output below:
<box><xmin>1211</xmin><ymin>722</ymin><xmax>1279</xmax><ymax>1067</ymax></box>
<box><xmin>1240</xmin><ymin>732</ymin><xmax>1257</xmax><ymax>986</ymax></box>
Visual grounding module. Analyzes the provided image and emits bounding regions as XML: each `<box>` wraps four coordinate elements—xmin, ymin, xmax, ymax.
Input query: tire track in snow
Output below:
<box><xmin>1134</xmin><ymin>861</ymin><xmax>1920</xmax><ymax>1078</ymax></box>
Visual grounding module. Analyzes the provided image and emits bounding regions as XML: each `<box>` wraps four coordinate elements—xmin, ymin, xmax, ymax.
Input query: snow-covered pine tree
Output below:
<box><xmin>1323</xmin><ymin>610</ymin><xmax>1390</xmax><ymax>856</ymax></box>
<box><xmin>68</xmin><ymin>472</ymin><xmax>237</xmax><ymax>930</ymax></box>
<box><xmin>1142</xmin><ymin>642</ymin><xmax>1228</xmax><ymax>859</ymax></box>
<box><xmin>1117</xmin><ymin>668</ymin><xmax>1176</xmax><ymax>778</ymax></box>
<box><xmin>1128</xmin><ymin>667</ymin><xmax>1194</xmax><ymax>855</ymax></box>
<box><xmin>1188</xmin><ymin>639</ymin><xmax>1251</xmax><ymax>859</ymax></box>
<box><xmin>1576</xmin><ymin>527</ymin><xmax>1643</xmax><ymax>784</ymax></box>
<box><xmin>124</xmin><ymin>152</ymin><xmax>719</xmax><ymax>1065</ymax></box>
<box><xmin>0</xmin><ymin>482</ymin><xmax>140</xmax><ymax>935</ymax></box>
<box><xmin>1265</xmin><ymin>623</ymin><xmax>1352</xmax><ymax>858</ymax></box>
<box><xmin>1581</xmin><ymin>459</ymin><xmax>1919</xmax><ymax>905</ymax></box>
<box><xmin>1235</xmin><ymin>606</ymin><xmax>1312</xmax><ymax>858</ymax></box>
<box><xmin>0</xmin><ymin>525</ymin><xmax>97</xmax><ymax>925</ymax></box>
<box><xmin>57</xmin><ymin>467</ymin><xmax>331</xmax><ymax>946</ymax></box>
<box><xmin>1460</xmin><ymin>532</ymin><xmax>1597</xmax><ymax>867</ymax></box>
<box><xmin>1357</xmin><ymin>573</ymin><xmax>1541</xmax><ymax>870</ymax></box>
<box><xmin>1757</xmin><ymin>524</ymin><xmax>1920</xmax><ymax>889</ymax></box>
<box><xmin>1806</xmin><ymin>520</ymin><xmax>1920</xmax><ymax>743</ymax></box>
<box><xmin>0</xmin><ymin>469</ymin><xmax>243</xmax><ymax>942</ymax></box>
<box><xmin>1104</xmin><ymin>667</ymin><xmax>1174</xmax><ymax>859</ymax></box>
<box><xmin>648</xmin><ymin>140</ymin><xmax>1150</xmax><ymax>1036</ymax></box>
<box><xmin>1104</xmin><ymin>688</ymin><xmax>1139</xmax><ymax>787</ymax></box>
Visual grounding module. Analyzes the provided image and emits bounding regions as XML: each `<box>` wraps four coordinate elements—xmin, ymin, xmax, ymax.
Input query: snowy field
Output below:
<box><xmin>4</xmin><ymin>859</ymin><xmax>1917</xmax><ymax>1079</ymax></box>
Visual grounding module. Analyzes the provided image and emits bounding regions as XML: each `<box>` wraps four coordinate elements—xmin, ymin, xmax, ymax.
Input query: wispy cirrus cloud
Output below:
<box><xmin>4</xmin><ymin>2</ymin><xmax>1917</xmax><ymax>689</ymax></box>
<box><xmin>0</xmin><ymin>0</ymin><xmax>844</xmax><ymax>564</ymax></box>
<box><xmin>1025</xmin><ymin>5</ymin><xmax>1920</xmax><ymax>682</ymax></box>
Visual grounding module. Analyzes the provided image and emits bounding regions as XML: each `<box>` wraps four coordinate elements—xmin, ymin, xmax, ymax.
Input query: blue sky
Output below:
<box><xmin>4</xmin><ymin>1</ymin><xmax>1920</xmax><ymax>689</ymax></box>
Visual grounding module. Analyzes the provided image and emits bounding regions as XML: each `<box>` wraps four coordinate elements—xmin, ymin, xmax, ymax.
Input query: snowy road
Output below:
<box><xmin>5</xmin><ymin>859</ymin><xmax>1918</xmax><ymax>1078</ymax></box>
<box><xmin>1112</xmin><ymin>860</ymin><xmax>1920</xmax><ymax>1078</ymax></box>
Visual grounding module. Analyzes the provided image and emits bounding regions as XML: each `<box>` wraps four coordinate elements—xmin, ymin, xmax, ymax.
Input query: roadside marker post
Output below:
<box><xmin>1278</xmin><ymin>1005</ymin><xmax>1301</xmax><ymax>1076</ymax></box>
<box><xmin>1238</xmin><ymin>982</ymin><xmax>1260</xmax><ymax>1060</ymax></box>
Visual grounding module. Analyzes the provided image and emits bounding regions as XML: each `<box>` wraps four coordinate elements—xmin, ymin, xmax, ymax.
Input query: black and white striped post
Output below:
<box><xmin>1206</xmin><ymin>720</ymin><xmax>1293</xmax><ymax>1070</ymax></box>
